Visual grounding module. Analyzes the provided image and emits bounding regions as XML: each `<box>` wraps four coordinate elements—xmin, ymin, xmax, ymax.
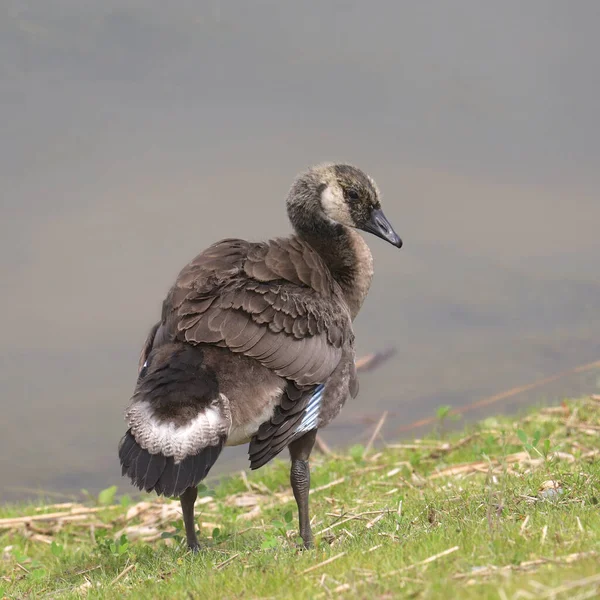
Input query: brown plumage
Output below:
<box><xmin>170</xmin><ymin>237</ymin><xmax>349</xmax><ymax>385</ymax></box>
<box><xmin>119</xmin><ymin>163</ymin><xmax>402</xmax><ymax>550</ymax></box>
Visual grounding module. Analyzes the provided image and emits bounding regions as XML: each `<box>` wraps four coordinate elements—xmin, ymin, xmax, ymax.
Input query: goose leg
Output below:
<box><xmin>180</xmin><ymin>486</ymin><xmax>200</xmax><ymax>552</ymax></box>
<box><xmin>289</xmin><ymin>429</ymin><xmax>318</xmax><ymax>549</ymax></box>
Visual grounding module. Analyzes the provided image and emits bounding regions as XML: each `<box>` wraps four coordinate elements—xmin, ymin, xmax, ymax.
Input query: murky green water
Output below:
<box><xmin>1</xmin><ymin>2</ymin><xmax>599</xmax><ymax>502</ymax></box>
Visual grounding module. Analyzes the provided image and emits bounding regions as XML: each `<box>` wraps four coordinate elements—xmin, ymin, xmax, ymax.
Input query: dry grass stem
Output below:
<box><xmin>301</xmin><ymin>552</ymin><xmax>347</xmax><ymax>575</ymax></box>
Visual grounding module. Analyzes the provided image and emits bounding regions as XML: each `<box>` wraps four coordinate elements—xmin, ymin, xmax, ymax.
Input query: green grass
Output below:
<box><xmin>2</xmin><ymin>397</ymin><xmax>600</xmax><ymax>599</ymax></box>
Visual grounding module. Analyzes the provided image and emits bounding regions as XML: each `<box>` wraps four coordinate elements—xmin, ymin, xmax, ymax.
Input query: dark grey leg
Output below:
<box><xmin>180</xmin><ymin>486</ymin><xmax>199</xmax><ymax>552</ymax></box>
<box><xmin>289</xmin><ymin>429</ymin><xmax>318</xmax><ymax>549</ymax></box>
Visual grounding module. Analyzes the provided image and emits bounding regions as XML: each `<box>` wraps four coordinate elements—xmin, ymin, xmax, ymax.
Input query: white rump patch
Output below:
<box><xmin>321</xmin><ymin>184</ymin><xmax>353</xmax><ymax>226</ymax></box>
<box><xmin>126</xmin><ymin>395</ymin><xmax>232</xmax><ymax>463</ymax></box>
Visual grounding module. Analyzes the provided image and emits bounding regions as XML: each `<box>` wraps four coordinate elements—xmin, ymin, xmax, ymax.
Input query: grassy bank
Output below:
<box><xmin>2</xmin><ymin>396</ymin><xmax>600</xmax><ymax>599</ymax></box>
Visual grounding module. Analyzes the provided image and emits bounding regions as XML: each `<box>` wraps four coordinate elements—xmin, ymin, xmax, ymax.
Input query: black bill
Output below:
<box><xmin>362</xmin><ymin>208</ymin><xmax>402</xmax><ymax>248</ymax></box>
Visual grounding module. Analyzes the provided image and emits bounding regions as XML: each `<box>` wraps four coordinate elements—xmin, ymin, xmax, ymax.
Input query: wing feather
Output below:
<box><xmin>163</xmin><ymin>237</ymin><xmax>350</xmax><ymax>387</ymax></box>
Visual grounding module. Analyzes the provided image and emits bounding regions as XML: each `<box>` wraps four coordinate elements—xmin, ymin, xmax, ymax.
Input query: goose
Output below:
<box><xmin>118</xmin><ymin>163</ymin><xmax>402</xmax><ymax>551</ymax></box>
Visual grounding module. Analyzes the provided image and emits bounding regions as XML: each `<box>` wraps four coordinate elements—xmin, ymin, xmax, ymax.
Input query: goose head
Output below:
<box><xmin>287</xmin><ymin>163</ymin><xmax>402</xmax><ymax>248</ymax></box>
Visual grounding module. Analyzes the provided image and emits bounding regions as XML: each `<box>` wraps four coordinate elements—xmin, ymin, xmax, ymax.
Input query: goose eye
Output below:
<box><xmin>346</xmin><ymin>189</ymin><xmax>359</xmax><ymax>200</ymax></box>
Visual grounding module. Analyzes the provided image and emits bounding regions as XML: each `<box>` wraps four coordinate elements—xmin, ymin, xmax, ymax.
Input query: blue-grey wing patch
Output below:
<box><xmin>248</xmin><ymin>348</ymin><xmax>358</xmax><ymax>470</ymax></box>
<box><xmin>295</xmin><ymin>384</ymin><xmax>325</xmax><ymax>435</ymax></box>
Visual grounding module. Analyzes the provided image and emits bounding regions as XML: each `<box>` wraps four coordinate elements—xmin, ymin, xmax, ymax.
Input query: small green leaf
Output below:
<box><xmin>284</xmin><ymin>510</ymin><xmax>293</xmax><ymax>524</ymax></box>
<box><xmin>120</xmin><ymin>494</ymin><xmax>132</xmax><ymax>508</ymax></box>
<box><xmin>517</xmin><ymin>429</ymin><xmax>528</xmax><ymax>444</ymax></box>
<box><xmin>95</xmin><ymin>529</ymin><xmax>108</xmax><ymax>541</ymax></box>
<box><xmin>171</xmin><ymin>519</ymin><xmax>183</xmax><ymax>531</ymax></box>
<box><xmin>349</xmin><ymin>444</ymin><xmax>366</xmax><ymax>463</ymax></box>
<box><xmin>197</xmin><ymin>483</ymin><xmax>215</xmax><ymax>497</ymax></box>
<box><xmin>272</xmin><ymin>520</ymin><xmax>285</xmax><ymax>530</ymax></box>
<box><xmin>261</xmin><ymin>537</ymin><xmax>277</xmax><ymax>550</ymax></box>
<box><xmin>409</xmin><ymin>451</ymin><xmax>422</xmax><ymax>468</ymax></box>
<box><xmin>50</xmin><ymin>541</ymin><xmax>64</xmax><ymax>557</ymax></box>
<box><xmin>436</xmin><ymin>405</ymin><xmax>451</xmax><ymax>420</ymax></box>
<box><xmin>97</xmin><ymin>485</ymin><xmax>118</xmax><ymax>506</ymax></box>
<box><xmin>212</xmin><ymin>527</ymin><xmax>221</xmax><ymax>540</ymax></box>
<box><xmin>532</xmin><ymin>430</ymin><xmax>541</xmax><ymax>447</ymax></box>
<box><xmin>544</xmin><ymin>438</ymin><xmax>551</xmax><ymax>454</ymax></box>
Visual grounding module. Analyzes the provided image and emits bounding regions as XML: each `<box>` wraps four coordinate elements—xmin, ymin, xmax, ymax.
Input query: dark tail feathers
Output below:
<box><xmin>119</xmin><ymin>342</ymin><xmax>227</xmax><ymax>498</ymax></box>
<box><xmin>118</xmin><ymin>430</ymin><xmax>223</xmax><ymax>498</ymax></box>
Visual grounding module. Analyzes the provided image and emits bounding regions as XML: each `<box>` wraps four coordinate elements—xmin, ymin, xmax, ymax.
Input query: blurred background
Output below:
<box><xmin>1</xmin><ymin>1</ymin><xmax>599</xmax><ymax>502</ymax></box>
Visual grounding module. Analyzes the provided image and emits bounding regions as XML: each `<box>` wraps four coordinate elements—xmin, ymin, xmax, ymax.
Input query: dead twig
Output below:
<box><xmin>316</xmin><ymin>510</ymin><xmax>389</xmax><ymax>536</ymax></box>
<box><xmin>396</xmin><ymin>357</ymin><xmax>600</xmax><ymax>434</ymax></box>
<box><xmin>567</xmin><ymin>422</ymin><xmax>600</xmax><ymax>432</ymax></box>
<box><xmin>536</xmin><ymin>573</ymin><xmax>600</xmax><ymax>598</ymax></box>
<box><xmin>364</xmin><ymin>412</ymin><xmax>388</xmax><ymax>456</ymax></box>
<box><xmin>75</xmin><ymin>565</ymin><xmax>102</xmax><ymax>576</ymax></box>
<box><xmin>34</xmin><ymin>502</ymin><xmax>77</xmax><ymax>512</ymax></box>
<box><xmin>270</xmin><ymin>477</ymin><xmax>346</xmax><ymax>507</ymax></box>
<box><xmin>216</xmin><ymin>553</ymin><xmax>240</xmax><ymax>570</ymax></box>
<box><xmin>301</xmin><ymin>552</ymin><xmax>346</xmax><ymax>575</ymax></box>
<box><xmin>383</xmin><ymin>546</ymin><xmax>460</xmax><ymax>577</ymax></box>
<box><xmin>110</xmin><ymin>563</ymin><xmax>136</xmax><ymax>585</ymax></box>
<box><xmin>365</xmin><ymin>513</ymin><xmax>386</xmax><ymax>529</ymax></box>
<box><xmin>315</xmin><ymin>435</ymin><xmax>333</xmax><ymax>456</ymax></box>
<box><xmin>239</xmin><ymin>470</ymin><xmax>252</xmax><ymax>493</ymax></box>
<box><xmin>15</xmin><ymin>563</ymin><xmax>31</xmax><ymax>574</ymax></box>
<box><xmin>355</xmin><ymin>348</ymin><xmax>396</xmax><ymax>373</ymax></box>
<box><xmin>426</xmin><ymin>434</ymin><xmax>479</xmax><ymax>459</ymax></box>
<box><xmin>0</xmin><ymin>506</ymin><xmax>115</xmax><ymax>528</ymax></box>
<box><xmin>453</xmin><ymin>551</ymin><xmax>597</xmax><ymax>580</ymax></box>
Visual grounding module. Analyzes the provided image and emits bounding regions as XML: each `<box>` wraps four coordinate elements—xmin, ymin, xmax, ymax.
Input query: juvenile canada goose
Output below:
<box><xmin>118</xmin><ymin>163</ymin><xmax>402</xmax><ymax>551</ymax></box>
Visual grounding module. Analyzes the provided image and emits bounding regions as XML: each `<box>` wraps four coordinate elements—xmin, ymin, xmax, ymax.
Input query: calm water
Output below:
<box><xmin>1</xmin><ymin>2</ymin><xmax>599</xmax><ymax>502</ymax></box>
